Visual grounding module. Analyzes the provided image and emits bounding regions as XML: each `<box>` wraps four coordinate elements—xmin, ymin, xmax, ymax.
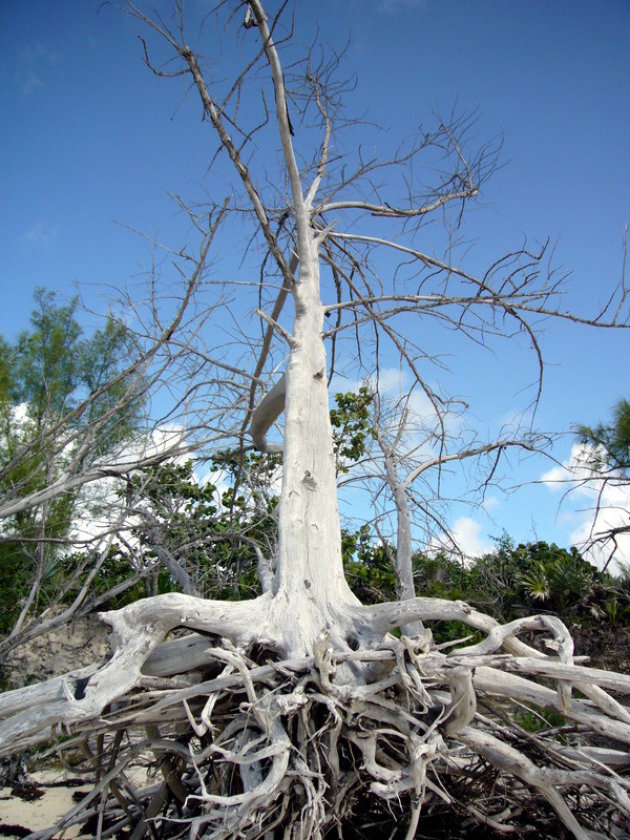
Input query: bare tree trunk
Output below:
<box><xmin>270</xmin><ymin>246</ymin><xmax>360</xmax><ymax>656</ymax></box>
<box><xmin>377</xmin><ymin>423</ymin><xmax>426</xmax><ymax>637</ymax></box>
<box><xmin>384</xmin><ymin>450</ymin><xmax>416</xmax><ymax>603</ymax></box>
<box><xmin>242</xmin><ymin>0</ymin><xmax>360</xmax><ymax>654</ymax></box>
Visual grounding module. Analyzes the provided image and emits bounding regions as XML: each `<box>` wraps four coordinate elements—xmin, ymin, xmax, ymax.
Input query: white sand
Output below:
<box><xmin>0</xmin><ymin>770</ymin><xmax>92</xmax><ymax>839</ymax></box>
<box><xmin>0</xmin><ymin>766</ymin><xmax>153</xmax><ymax>839</ymax></box>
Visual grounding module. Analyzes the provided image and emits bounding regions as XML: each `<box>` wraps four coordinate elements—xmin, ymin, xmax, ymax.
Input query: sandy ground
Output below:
<box><xmin>0</xmin><ymin>765</ymin><xmax>154</xmax><ymax>839</ymax></box>
<box><xmin>0</xmin><ymin>770</ymin><xmax>93</xmax><ymax>839</ymax></box>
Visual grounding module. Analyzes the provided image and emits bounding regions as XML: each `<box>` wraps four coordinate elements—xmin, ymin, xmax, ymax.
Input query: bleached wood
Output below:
<box><xmin>249</xmin><ymin>374</ymin><xmax>286</xmax><ymax>454</ymax></box>
<box><xmin>0</xmin><ymin>594</ymin><xmax>270</xmax><ymax>755</ymax></box>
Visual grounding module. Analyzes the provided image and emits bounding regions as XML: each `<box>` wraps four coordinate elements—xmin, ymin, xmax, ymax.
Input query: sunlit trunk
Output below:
<box><xmin>270</xmin><ymin>240</ymin><xmax>359</xmax><ymax>655</ymax></box>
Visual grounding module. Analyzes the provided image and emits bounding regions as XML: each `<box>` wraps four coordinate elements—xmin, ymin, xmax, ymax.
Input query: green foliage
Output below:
<box><xmin>513</xmin><ymin>706</ymin><xmax>566</xmax><ymax>734</ymax></box>
<box><xmin>1</xmin><ymin>291</ymin><xmax>143</xmax><ymax>495</ymax></box>
<box><xmin>330</xmin><ymin>386</ymin><xmax>374</xmax><ymax>472</ymax></box>
<box><xmin>1</xmin><ymin>385</ymin><xmax>382</xmax><ymax>628</ymax></box>
<box><xmin>115</xmin><ymin>387</ymin><xmax>630</xmax><ymax>632</ymax></box>
<box><xmin>0</xmin><ymin>337</ymin><xmax>12</xmax><ymax>406</ymax></box>
<box><xmin>12</xmin><ymin>290</ymin><xmax>82</xmax><ymax>422</ymax></box>
<box><xmin>406</xmin><ymin>535</ymin><xmax>630</xmax><ymax>630</ymax></box>
<box><xmin>576</xmin><ymin>400</ymin><xmax>630</xmax><ymax>570</ymax></box>
<box><xmin>516</xmin><ymin>542</ymin><xmax>596</xmax><ymax>611</ymax></box>
<box><xmin>128</xmin><ymin>456</ymin><xmax>278</xmax><ymax>601</ymax></box>
<box><xmin>412</xmin><ymin>551</ymin><xmax>467</xmax><ymax>600</ymax></box>
<box><xmin>6</xmin><ymin>364</ymin><xmax>630</xmax><ymax>646</ymax></box>
<box><xmin>0</xmin><ymin>290</ymin><xmax>145</xmax><ymax>634</ymax></box>
<box><xmin>578</xmin><ymin>398</ymin><xmax>630</xmax><ymax>474</ymax></box>
<box><xmin>0</xmin><ymin>542</ymin><xmax>30</xmax><ymax>634</ymax></box>
<box><xmin>10</xmin><ymin>290</ymin><xmax>143</xmax><ymax>443</ymax></box>
<box><xmin>342</xmin><ymin>525</ymin><xmax>397</xmax><ymax>603</ymax></box>
<box><xmin>90</xmin><ymin>551</ymin><xmax>177</xmax><ymax>608</ymax></box>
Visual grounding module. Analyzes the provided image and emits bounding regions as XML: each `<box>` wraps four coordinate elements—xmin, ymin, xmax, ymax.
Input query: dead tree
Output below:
<box><xmin>367</xmin><ymin>387</ymin><xmax>546</xmax><ymax>584</ymax></box>
<box><xmin>1</xmin><ymin>3</ymin><xmax>630</xmax><ymax>838</ymax></box>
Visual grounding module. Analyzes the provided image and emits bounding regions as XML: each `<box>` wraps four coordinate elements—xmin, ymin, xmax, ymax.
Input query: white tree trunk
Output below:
<box><xmin>377</xmin><ymin>423</ymin><xmax>425</xmax><ymax>637</ymax></box>
<box><xmin>269</xmin><ymin>242</ymin><xmax>360</xmax><ymax>656</ymax></box>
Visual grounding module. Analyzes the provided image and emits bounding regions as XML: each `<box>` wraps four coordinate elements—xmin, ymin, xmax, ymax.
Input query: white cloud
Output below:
<box><xmin>372</xmin><ymin>367</ymin><xmax>407</xmax><ymax>396</ymax></box>
<box><xmin>541</xmin><ymin>443</ymin><xmax>597</xmax><ymax>491</ymax></box>
<box><xmin>10</xmin><ymin>402</ymin><xmax>30</xmax><ymax>425</ymax></box>
<box><xmin>330</xmin><ymin>367</ymin><xmax>412</xmax><ymax>402</ymax></box>
<box><xmin>336</xmin><ymin>366</ymin><xmax>447</xmax><ymax>430</ymax></box>
<box><xmin>197</xmin><ymin>465</ymin><xmax>231</xmax><ymax>503</ymax></box>
<box><xmin>330</xmin><ymin>366</ymin><xmax>447</xmax><ymax>473</ymax></box>
<box><xmin>427</xmin><ymin>516</ymin><xmax>493</xmax><ymax>562</ymax></box>
<box><xmin>449</xmin><ymin>516</ymin><xmax>493</xmax><ymax>559</ymax></box>
<box><xmin>68</xmin><ymin>425</ymin><xmax>192</xmax><ymax>545</ymax></box>
<box><xmin>142</xmin><ymin>426</ymin><xmax>190</xmax><ymax>462</ymax></box>
<box><xmin>542</xmin><ymin>443</ymin><xmax>630</xmax><ymax>570</ymax></box>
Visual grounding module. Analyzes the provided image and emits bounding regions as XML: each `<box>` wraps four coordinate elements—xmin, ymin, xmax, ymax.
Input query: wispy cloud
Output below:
<box><xmin>16</xmin><ymin>43</ymin><xmax>60</xmax><ymax>96</ymax></box>
<box><xmin>22</xmin><ymin>222</ymin><xmax>59</xmax><ymax>247</ymax></box>
<box><xmin>482</xmin><ymin>495</ymin><xmax>501</xmax><ymax>512</ymax></box>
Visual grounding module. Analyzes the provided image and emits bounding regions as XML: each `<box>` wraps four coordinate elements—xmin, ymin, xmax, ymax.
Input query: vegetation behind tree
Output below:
<box><xmin>0</xmin><ymin>290</ymin><xmax>145</xmax><ymax>637</ymax></box>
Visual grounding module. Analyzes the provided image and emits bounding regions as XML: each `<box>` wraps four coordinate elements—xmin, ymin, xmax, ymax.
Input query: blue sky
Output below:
<box><xmin>1</xmin><ymin>1</ymin><xmax>629</xmax><ymax>562</ymax></box>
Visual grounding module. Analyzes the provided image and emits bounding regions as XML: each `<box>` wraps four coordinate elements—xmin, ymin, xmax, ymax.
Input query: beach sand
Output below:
<box><xmin>0</xmin><ymin>770</ymin><xmax>94</xmax><ymax>839</ymax></box>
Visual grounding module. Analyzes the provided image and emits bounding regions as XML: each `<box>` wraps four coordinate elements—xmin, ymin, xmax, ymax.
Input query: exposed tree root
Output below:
<box><xmin>1</xmin><ymin>596</ymin><xmax>630</xmax><ymax>839</ymax></box>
